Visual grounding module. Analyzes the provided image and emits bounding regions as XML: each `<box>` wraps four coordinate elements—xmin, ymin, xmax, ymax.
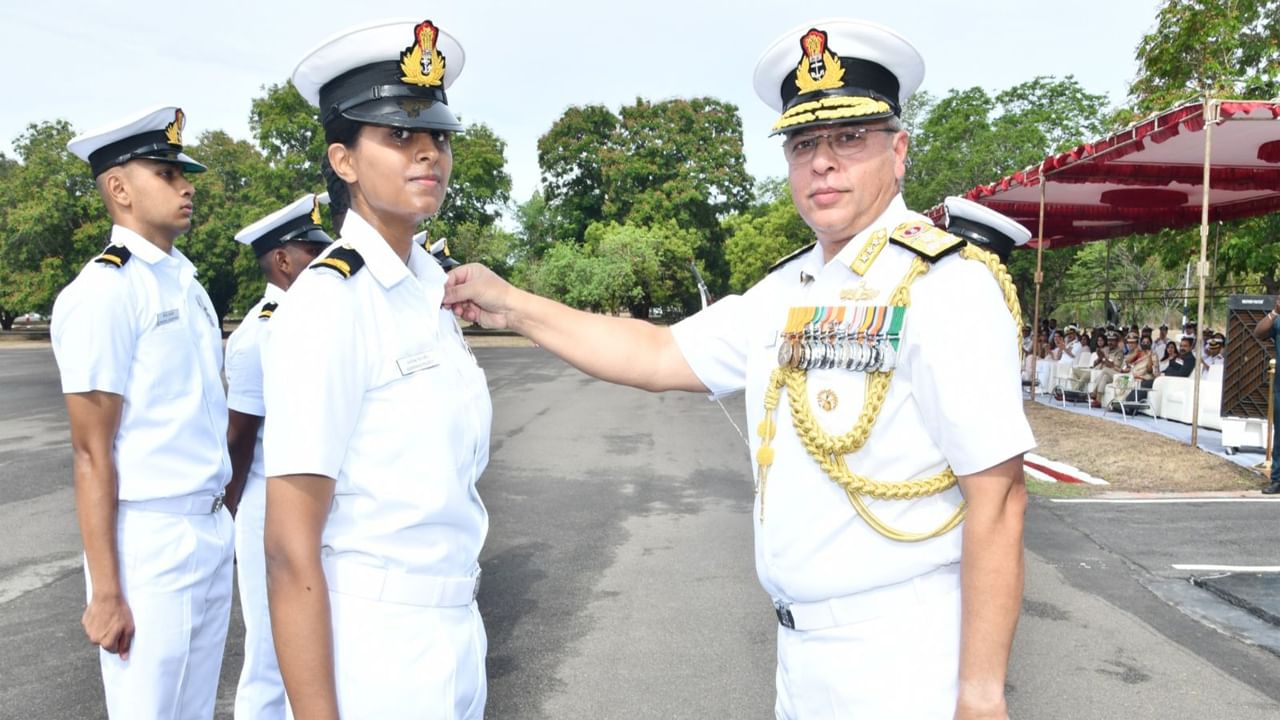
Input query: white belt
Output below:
<box><xmin>323</xmin><ymin>557</ymin><xmax>481</xmax><ymax>608</ymax></box>
<box><xmin>119</xmin><ymin>492</ymin><xmax>225</xmax><ymax>515</ymax></box>
<box><xmin>773</xmin><ymin>563</ymin><xmax>960</xmax><ymax>631</ymax></box>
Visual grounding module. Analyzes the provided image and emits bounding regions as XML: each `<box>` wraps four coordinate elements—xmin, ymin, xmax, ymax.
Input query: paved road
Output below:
<box><xmin>1</xmin><ymin>345</ymin><xmax>1278</xmax><ymax>719</ymax></box>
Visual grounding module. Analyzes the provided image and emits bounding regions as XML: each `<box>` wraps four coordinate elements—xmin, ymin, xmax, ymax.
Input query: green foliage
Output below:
<box><xmin>1128</xmin><ymin>0</ymin><xmax>1280</xmax><ymax>116</ymax></box>
<box><xmin>904</xmin><ymin>77</ymin><xmax>1110</xmax><ymax>212</ymax></box>
<box><xmin>249</xmin><ymin>82</ymin><xmax>327</xmax><ymax>199</ymax></box>
<box><xmin>1052</xmin><ymin>238</ymin><xmax>1187</xmax><ymax>327</ymax></box>
<box><xmin>536</xmin><ymin>105</ymin><xmax>618</xmax><ymax>245</ymax></box>
<box><xmin>0</xmin><ymin>120</ymin><xmax>109</xmax><ymax>328</ymax></box>
<box><xmin>439</xmin><ymin>221</ymin><xmax>517</xmax><ymax>277</ymax></box>
<box><xmin>534</xmin><ymin>98</ymin><xmax>753</xmax><ymax>292</ymax></box>
<box><xmin>181</xmin><ymin>130</ymin><xmax>277</xmax><ymax>321</ymax></box>
<box><xmin>521</xmin><ymin>222</ymin><xmax>700</xmax><ymax>318</ymax></box>
<box><xmin>435</xmin><ymin>122</ymin><xmax>512</xmax><ymax>232</ymax></box>
<box><xmin>723</xmin><ymin>185</ymin><xmax>811</xmax><ymax>292</ymax></box>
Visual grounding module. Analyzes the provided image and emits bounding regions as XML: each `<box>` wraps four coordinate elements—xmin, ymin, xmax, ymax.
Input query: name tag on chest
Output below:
<box><xmin>156</xmin><ymin>309</ymin><xmax>180</xmax><ymax>327</ymax></box>
<box><xmin>397</xmin><ymin>350</ymin><xmax>441</xmax><ymax>376</ymax></box>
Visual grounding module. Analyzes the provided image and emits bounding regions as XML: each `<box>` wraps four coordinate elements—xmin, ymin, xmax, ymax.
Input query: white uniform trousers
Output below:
<box><xmin>89</xmin><ymin>505</ymin><xmax>235</xmax><ymax>720</ymax></box>
<box><xmin>774</xmin><ymin>571</ymin><xmax>961</xmax><ymax>719</ymax></box>
<box><xmin>285</xmin><ymin>593</ymin><xmax>487</xmax><ymax>719</ymax></box>
<box><xmin>234</xmin><ymin>476</ymin><xmax>285</xmax><ymax>719</ymax></box>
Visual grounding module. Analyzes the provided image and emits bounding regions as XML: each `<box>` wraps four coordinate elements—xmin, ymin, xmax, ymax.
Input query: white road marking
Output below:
<box><xmin>1172</xmin><ymin>564</ymin><xmax>1280</xmax><ymax>572</ymax></box>
<box><xmin>1051</xmin><ymin>497</ymin><xmax>1279</xmax><ymax>504</ymax></box>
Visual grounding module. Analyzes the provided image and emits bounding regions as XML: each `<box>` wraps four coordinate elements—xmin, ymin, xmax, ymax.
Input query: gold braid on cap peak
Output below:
<box><xmin>754</xmin><ymin>241</ymin><xmax>1023</xmax><ymax>541</ymax></box>
<box><xmin>773</xmin><ymin>95</ymin><xmax>893</xmax><ymax>132</ymax></box>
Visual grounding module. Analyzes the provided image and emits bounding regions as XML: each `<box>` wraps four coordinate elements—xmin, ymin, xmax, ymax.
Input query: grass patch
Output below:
<box><xmin>1024</xmin><ymin>400</ymin><xmax>1266</xmax><ymax>492</ymax></box>
<box><xmin>1024</xmin><ymin>476</ymin><xmax>1100</xmax><ymax>498</ymax></box>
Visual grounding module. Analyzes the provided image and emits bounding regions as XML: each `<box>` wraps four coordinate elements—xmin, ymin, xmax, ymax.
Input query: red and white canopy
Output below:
<box><xmin>929</xmin><ymin>100</ymin><xmax>1280</xmax><ymax>249</ymax></box>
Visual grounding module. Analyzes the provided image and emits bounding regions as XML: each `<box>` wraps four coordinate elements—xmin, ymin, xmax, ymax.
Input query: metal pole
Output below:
<box><xmin>1191</xmin><ymin>100</ymin><xmax>1217</xmax><ymax>448</ymax></box>
<box><xmin>1267</xmin><ymin>359</ymin><xmax>1275</xmax><ymax>471</ymax></box>
<box><xmin>1104</xmin><ymin>239</ymin><xmax>1112</xmax><ymax>324</ymax></box>
<box><xmin>1030</xmin><ymin>175</ymin><xmax>1047</xmax><ymax>397</ymax></box>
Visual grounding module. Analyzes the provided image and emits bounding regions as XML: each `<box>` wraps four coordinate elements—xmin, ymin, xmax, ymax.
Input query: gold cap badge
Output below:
<box><xmin>164</xmin><ymin>108</ymin><xmax>185</xmax><ymax>146</ymax></box>
<box><xmin>400</xmin><ymin>20</ymin><xmax>447</xmax><ymax>87</ymax></box>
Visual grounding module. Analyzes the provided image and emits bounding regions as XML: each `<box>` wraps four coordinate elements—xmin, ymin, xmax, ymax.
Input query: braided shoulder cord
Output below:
<box><xmin>755</xmin><ymin>247</ymin><xmax>1023</xmax><ymax>542</ymax></box>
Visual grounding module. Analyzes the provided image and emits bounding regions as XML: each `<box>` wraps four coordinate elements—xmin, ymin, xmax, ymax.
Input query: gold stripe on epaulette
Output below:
<box><xmin>316</xmin><ymin>257</ymin><xmax>352</xmax><ymax>277</ymax></box>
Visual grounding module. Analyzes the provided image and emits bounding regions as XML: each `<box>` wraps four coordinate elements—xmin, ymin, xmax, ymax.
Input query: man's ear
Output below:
<box><xmin>328</xmin><ymin>142</ymin><xmax>357</xmax><ymax>184</ymax></box>
<box><xmin>99</xmin><ymin>168</ymin><xmax>131</xmax><ymax>209</ymax></box>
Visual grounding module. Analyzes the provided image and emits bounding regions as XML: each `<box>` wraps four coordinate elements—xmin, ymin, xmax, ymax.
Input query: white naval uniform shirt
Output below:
<box><xmin>51</xmin><ymin>225</ymin><xmax>230</xmax><ymax>501</ymax></box>
<box><xmin>262</xmin><ymin>210</ymin><xmax>491</xmax><ymax>576</ymax></box>
<box><xmin>672</xmin><ymin>195</ymin><xmax>1035</xmax><ymax>605</ymax></box>
<box><xmin>224</xmin><ymin>283</ymin><xmax>284</xmax><ymax>486</ymax></box>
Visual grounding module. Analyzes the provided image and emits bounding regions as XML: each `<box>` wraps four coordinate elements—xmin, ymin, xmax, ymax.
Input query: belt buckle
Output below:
<box><xmin>210</xmin><ymin>495</ymin><xmax>225</xmax><ymax>513</ymax></box>
<box><xmin>774</xmin><ymin>601</ymin><xmax>795</xmax><ymax>630</ymax></box>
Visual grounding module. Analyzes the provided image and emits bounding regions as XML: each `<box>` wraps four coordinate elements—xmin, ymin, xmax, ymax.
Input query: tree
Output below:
<box><xmin>249</xmin><ymin>81</ymin><xmax>327</xmax><ymax>199</ymax></box>
<box><xmin>181</xmin><ymin>130</ymin><xmax>276</xmax><ymax>322</ymax></box>
<box><xmin>521</xmin><ymin>222</ymin><xmax>700</xmax><ymax>318</ymax></box>
<box><xmin>1125</xmin><ymin>0</ymin><xmax>1280</xmax><ymax>295</ymax></box>
<box><xmin>0</xmin><ymin>120</ymin><xmax>108</xmax><ymax>329</ymax></box>
<box><xmin>433</xmin><ymin>122</ymin><xmax>512</xmax><ymax>233</ymax></box>
<box><xmin>723</xmin><ymin>182</ymin><xmax>810</xmax><ymax>292</ymax></box>
<box><xmin>536</xmin><ymin>105</ymin><xmax>618</xmax><ymax>244</ymax></box>
<box><xmin>904</xmin><ymin>77</ymin><xmax>1109</xmax><ymax>212</ymax></box>
<box><xmin>1128</xmin><ymin>0</ymin><xmax>1280</xmax><ymax>117</ymax></box>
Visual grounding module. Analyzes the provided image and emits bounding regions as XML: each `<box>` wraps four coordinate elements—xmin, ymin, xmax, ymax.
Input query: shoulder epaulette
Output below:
<box><xmin>92</xmin><ymin>243</ymin><xmax>132</xmax><ymax>268</ymax></box>
<box><xmin>889</xmin><ymin>222</ymin><xmax>965</xmax><ymax>262</ymax></box>
<box><xmin>258</xmin><ymin>301</ymin><xmax>278</xmax><ymax>320</ymax></box>
<box><xmin>311</xmin><ymin>244</ymin><xmax>366</xmax><ymax>279</ymax></box>
<box><xmin>766</xmin><ymin>242</ymin><xmax>816</xmax><ymax>275</ymax></box>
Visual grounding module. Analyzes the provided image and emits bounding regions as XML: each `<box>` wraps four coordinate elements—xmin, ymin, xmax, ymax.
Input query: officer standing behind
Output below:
<box><xmin>942</xmin><ymin>196</ymin><xmax>1031</xmax><ymax>265</ymax></box>
<box><xmin>445</xmin><ymin>19</ymin><xmax>1032</xmax><ymax>720</ymax></box>
<box><xmin>224</xmin><ymin>193</ymin><xmax>332</xmax><ymax>719</ymax></box>
<box><xmin>52</xmin><ymin>106</ymin><xmax>234</xmax><ymax>719</ymax></box>
<box><xmin>263</xmin><ymin>19</ymin><xmax>491</xmax><ymax>719</ymax></box>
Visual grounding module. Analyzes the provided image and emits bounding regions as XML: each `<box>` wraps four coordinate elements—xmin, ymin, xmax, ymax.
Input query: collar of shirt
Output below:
<box><xmin>830</xmin><ymin>194</ymin><xmax>911</xmax><ymax>273</ymax></box>
<box><xmin>340</xmin><ymin>211</ymin><xmax>446</xmax><ymax>291</ymax></box>
<box><xmin>263</xmin><ymin>282</ymin><xmax>286</xmax><ymax>304</ymax></box>
<box><xmin>109</xmin><ymin>225</ymin><xmax>197</xmax><ymax>279</ymax></box>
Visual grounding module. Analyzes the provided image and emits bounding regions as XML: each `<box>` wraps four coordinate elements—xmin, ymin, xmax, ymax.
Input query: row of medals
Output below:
<box><xmin>777</xmin><ymin>306</ymin><xmax>897</xmax><ymax>372</ymax></box>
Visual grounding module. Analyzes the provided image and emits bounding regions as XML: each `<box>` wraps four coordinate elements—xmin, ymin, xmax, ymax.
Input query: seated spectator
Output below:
<box><xmin>1089</xmin><ymin>331</ymin><xmax>1127</xmax><ymax>407</ymax></box>
<box><xmin>1159</xmin><ymin>340</ymin><xmax>1178</xmax><ymax>373</ymax></box>
<box><xmin>1203</xmin><ymin>335</ymin><xmax>1225</xmax><ymax>374</ymax></box>
<box><xmin>1152</xmin><ymin>324</ymin><xmax>1171</xmax><ymax>361</ymax></box>
<box><xmin>1164</xmin><ymin>337</ymin><xmax>1197</xmax><ymax>377</ymax></box>
<box><xmin>1022</xmin><ymin>325</ymin><xmax>1033</xmax><ymax>354</ymax></box>
<box><xmin>1125</xmin><ymin>335</ymin><xmax>1160</xmax><ymax>402</ymax></box>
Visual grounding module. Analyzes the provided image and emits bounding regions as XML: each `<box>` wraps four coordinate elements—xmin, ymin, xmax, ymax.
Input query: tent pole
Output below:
<box><xmin>1191</xmin><ymin>100</ymin><xmax>1217</xmax><ymax>448</ymax></box>
<box><xmin>1031</xmin><ymin>175</ymin><xmax>1047</xmax><ymax>398</ymax></box>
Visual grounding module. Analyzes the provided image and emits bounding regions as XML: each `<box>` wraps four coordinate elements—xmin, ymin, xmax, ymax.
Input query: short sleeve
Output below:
<box><xmin>50</xmin><ymin>270</ymin><xmax>137</xmax><ymax>396</ymax></box>
<box><xmin>225</xmin><ymin>320</ymin><xmax>265</xmax><ymax>417</ymax></box>
<box><xmin>670</xmin><ymin>292</ymin><xmax>754</xmax><ymax>399</ymax></box>
<box><xmin>907</xmin><ymin>258</ymin><xmax>1036</xmax><ymax>476</ymax></box>
<box><xmin>262</xmin><ymin>276</ymin><xmax>364</xmax><ymax>480</ymax></box>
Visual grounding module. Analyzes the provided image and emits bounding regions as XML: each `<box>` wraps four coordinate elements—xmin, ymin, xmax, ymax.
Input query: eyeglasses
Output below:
<box><xmin>783</xmin><ymin>127</ymin><xmax>898</xmax><ymax>164</ymax></box>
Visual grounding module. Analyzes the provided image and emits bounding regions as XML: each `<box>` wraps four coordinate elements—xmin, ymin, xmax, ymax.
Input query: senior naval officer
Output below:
<box><xmin>51</xmin><ymin>105</ymin><xmax>234</xmax><ymax>719</ymax></box>
<box><xmin>442</xmin><ymin>18</ymin><xmax>1034</xmax><ymax>720</ymax></box>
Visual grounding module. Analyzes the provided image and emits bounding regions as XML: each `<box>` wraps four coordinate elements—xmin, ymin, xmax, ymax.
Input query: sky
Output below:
<box><xmin>0</xmin><ymin>0</ymin><xmax>1162</xmax><ymax>205</ymax></box>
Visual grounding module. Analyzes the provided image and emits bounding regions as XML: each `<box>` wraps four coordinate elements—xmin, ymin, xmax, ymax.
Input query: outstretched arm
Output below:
<box><xmin>444</xmin><ymin>264</ymin><xmax>707</xmax><ymax>393</ymax></box>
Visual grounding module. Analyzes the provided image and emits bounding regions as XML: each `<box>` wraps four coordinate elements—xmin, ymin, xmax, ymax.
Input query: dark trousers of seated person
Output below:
<box><xmin>1124</xmin><ymin>378</ymin><xmax>1154</xmax><ymax>403</ymax></box>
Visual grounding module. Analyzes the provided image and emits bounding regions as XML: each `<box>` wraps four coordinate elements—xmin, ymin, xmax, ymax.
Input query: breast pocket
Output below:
<box><xmin>135</xmin><ymin>321</ymin><xmax>197</xmax><ymax>401</ymax></box>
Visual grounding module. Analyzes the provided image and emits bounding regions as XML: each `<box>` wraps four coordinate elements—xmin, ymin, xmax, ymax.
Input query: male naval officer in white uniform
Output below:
<box><xmin>443</xmin><ymin>19</ymin><xmax>1034</xmax><ymax>719</ymax></box>
<box><xmin>51</xmin><ymin>105</ymin><xmax>234</xmax><ymax>720</ymax></box>
<box><xmin>223</xmin><ymin>194</ymin><xmax>332</xmax><ymax>719</ymax></box>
